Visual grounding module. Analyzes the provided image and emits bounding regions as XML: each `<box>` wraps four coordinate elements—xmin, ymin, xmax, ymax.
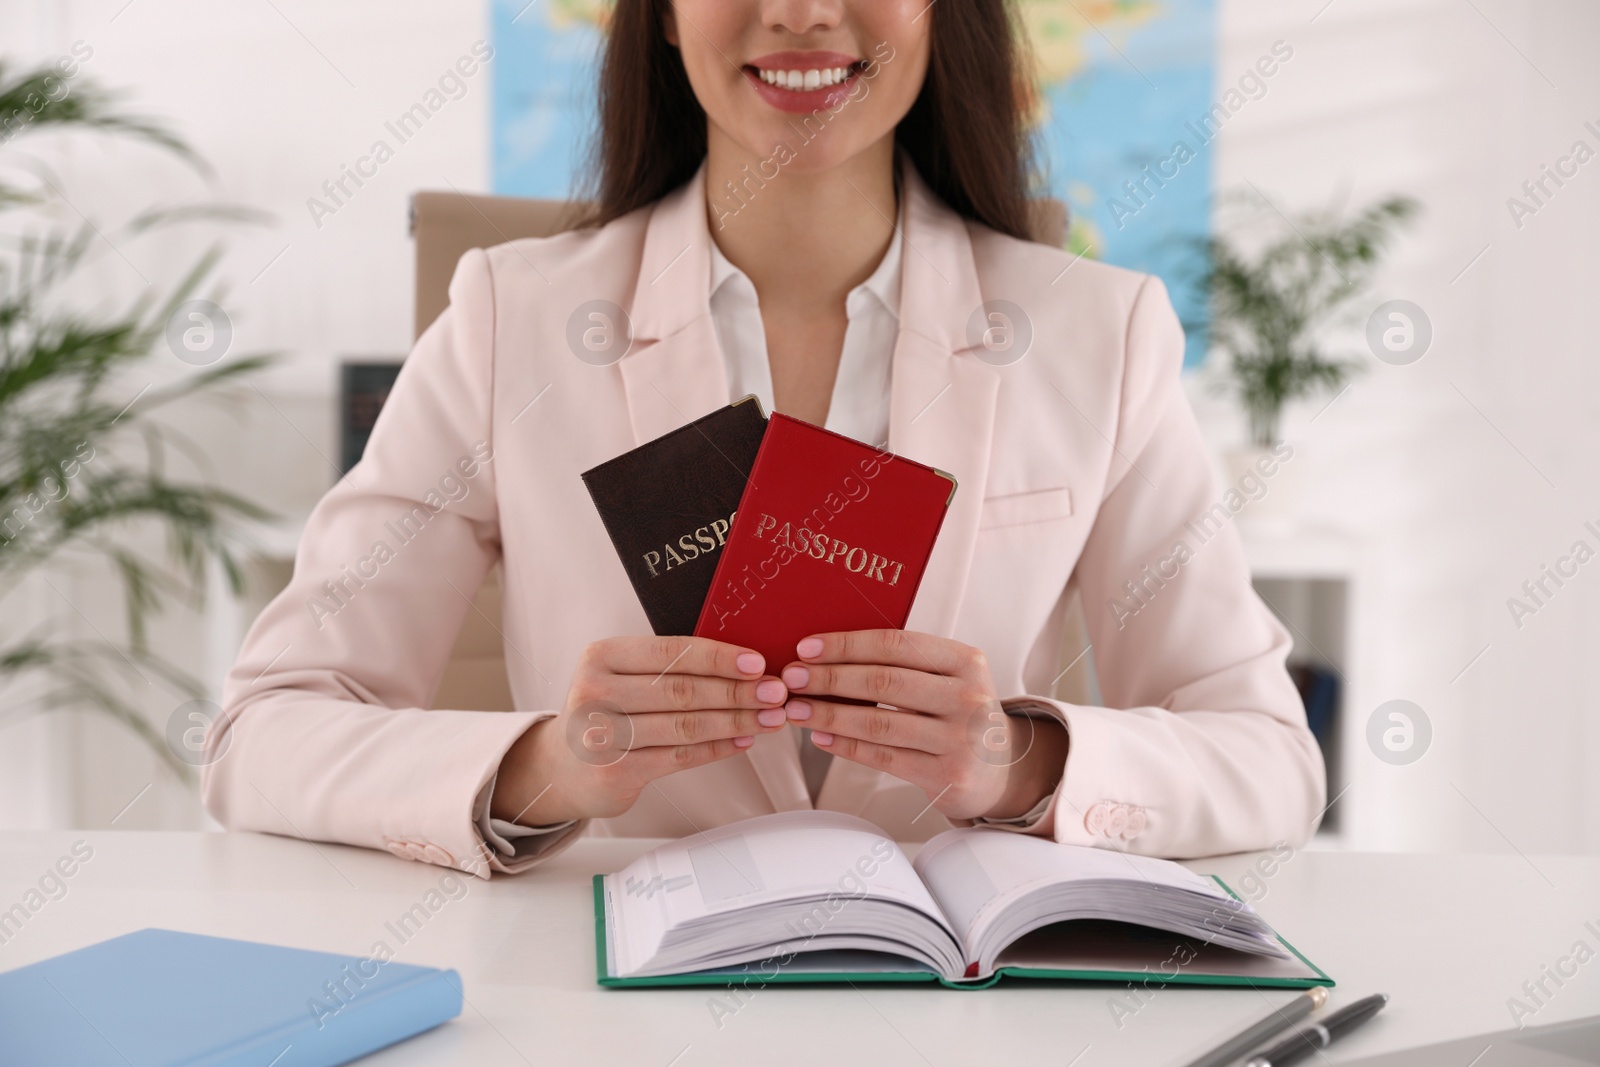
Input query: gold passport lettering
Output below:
<box><xmin>752</xmin><ymin>512</ymin><xmax>905</xmax><ymax>586</ymax></box>
<box><xmin>642</xmin><ymin>512</ymin><xmax>735</xmax><ymax>577</ymax></box>
<box><xmin>702</xmin><ymin>448</ymin><xmax>899</xmax><ymax>631</ymax></box>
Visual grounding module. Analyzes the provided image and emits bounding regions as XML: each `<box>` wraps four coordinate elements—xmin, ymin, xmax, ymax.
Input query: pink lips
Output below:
<box><xmin>743</xmin><ymin>49</ymin><xmax>866</xmax><ymax>115</ymax></box>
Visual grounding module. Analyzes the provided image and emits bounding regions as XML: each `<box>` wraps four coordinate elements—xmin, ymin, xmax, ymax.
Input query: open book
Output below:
<box><xmin>596</xmin><ymin>812</ymin><xmax>1330</xmax><ymax>989</ymax></box>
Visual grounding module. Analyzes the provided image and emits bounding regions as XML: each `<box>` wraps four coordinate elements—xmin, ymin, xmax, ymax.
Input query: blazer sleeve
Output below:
<box><xmin>202</xmin><ymin>248</ymin><xmax>584</xmax><ymax>878</ymax></box>
<box><xmin>990</xmin><ymin>274</ymin><xmax>1327</xmax><ymax>858</ymax></box>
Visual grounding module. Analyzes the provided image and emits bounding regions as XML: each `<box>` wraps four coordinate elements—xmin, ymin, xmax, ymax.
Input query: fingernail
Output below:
<box><xmin>734</xmin><ymin>735</ymin><xmax>754</xmax><ymax>749</ymax></box>
<box><xmin>757</xmin><ymin>708</ymin><xmax>786</xmax><ymax>727</ymax></box>
<box><xmin>756</xmin><ymin>679</ymin><xmax>786</xmax><ymax>703</ymax></box>
<box><xmin>812</xmin><ymin>731</ymin><xmax>834</xmax><ymax>747</ymax></box>
<box><xmin>796</xmin><ymin>637</ymin><xmax>824</xmax><ymax>659</ymax></box>
<box><xmin>782</xmin><ymin>665</ymin><xmax>809</xmax><ymax>688</ymax></box>
<box><xmin>736</xmin><ymin>652</ymin><xmax>764</xmax><ymax>675</ymax></box>
<box><xmin>785</xmin><ymin>699</ymin><xmax>812</xmax><ymax>722</ymax></box>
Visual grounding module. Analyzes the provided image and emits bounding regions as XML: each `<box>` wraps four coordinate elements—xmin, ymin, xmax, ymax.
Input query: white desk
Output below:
<box><xmin>2</xmin><ymin>832</ymin><xmax>1596</xmax><ymax>1065</ymax></box>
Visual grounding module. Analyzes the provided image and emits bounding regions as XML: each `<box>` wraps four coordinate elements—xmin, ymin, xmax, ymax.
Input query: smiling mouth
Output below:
<box><xmin>744</xmin><ymin>61</ymin><xmax>866</xmax><ymax>92</ymax></box>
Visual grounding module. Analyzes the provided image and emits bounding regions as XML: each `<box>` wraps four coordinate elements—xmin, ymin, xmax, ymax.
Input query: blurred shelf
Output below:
<box><xmin>1239</xmin><ymin>519</ymin><xmax>1369</xmax><ymax>845</ymax></box>
<box><xmin>1237</xmin><ymin>518</ymin><xmax>1362</xmax><ymax>578</ymax></box>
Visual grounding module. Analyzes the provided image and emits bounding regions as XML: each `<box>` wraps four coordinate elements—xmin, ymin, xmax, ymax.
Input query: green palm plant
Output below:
<box><xmin>1193</xmin><ymin>191</ymin><xmax>1419</xmax><ymax>448</ymax></box>
<box><xmin>1</xmin><ymin>58</ymin><xmax>273</xmax><ymax>779</ymax></box>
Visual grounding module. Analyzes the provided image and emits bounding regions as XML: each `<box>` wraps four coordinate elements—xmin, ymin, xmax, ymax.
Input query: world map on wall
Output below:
<box><xmin>490</xmin><ymin>0</ymin><xmax>1215</xmax><ymax>366</ymax></box>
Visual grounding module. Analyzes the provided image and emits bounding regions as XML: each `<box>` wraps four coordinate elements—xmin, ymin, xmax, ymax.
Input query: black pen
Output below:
<box><xmin>1244</xmin><ymin>993</ymin><xmax>1389</xmax><ymax>1067</ymax></box>
<box><xmin>1179</xmin><ymin>988</ymin><xmax>1327</xmax><ymax>1067</ymax></box>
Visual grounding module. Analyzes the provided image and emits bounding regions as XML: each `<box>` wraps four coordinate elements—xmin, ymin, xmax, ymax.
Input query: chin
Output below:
<box><xmin>714</xmin><ymin>109</ymin><xmax>884</xmax><ymax>175</ymax></box>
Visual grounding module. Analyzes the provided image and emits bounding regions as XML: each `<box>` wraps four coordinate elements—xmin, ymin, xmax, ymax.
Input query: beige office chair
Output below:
<box><xmin>412</xmin><ymin>188</ymin><xmax>1092</xmax><ymax>712</ymax></box>
<box><xmin>411</xmin><ymin>192</ymin><xmax>585</xmax><ymax>711</ymax></box>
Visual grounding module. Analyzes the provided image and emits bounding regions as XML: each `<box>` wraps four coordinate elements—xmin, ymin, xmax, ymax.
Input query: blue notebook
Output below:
<box><xmin>0</xmin><ymin>928</ymin><xmax>463</xmax><ymax>1066</ymax></box>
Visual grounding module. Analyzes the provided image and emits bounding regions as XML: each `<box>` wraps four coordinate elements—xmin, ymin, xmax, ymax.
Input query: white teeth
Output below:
<box><xmin>756</xmin><ymin>65</ymin><xmax>854</xmax><ymax>91</ymax></box>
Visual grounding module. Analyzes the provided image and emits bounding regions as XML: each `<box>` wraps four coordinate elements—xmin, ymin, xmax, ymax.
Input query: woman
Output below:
<box><xmin>204</xmin><ymin>0</ymin><xmax>1325</xmax><ymax>877</ymax></box>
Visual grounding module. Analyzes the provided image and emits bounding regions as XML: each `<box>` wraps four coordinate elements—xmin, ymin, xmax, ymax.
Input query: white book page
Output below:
<box><xmin>913</xmin><ymin>828</ymin><xmax>1255</xmax><ymax>958</ymax></box>
<box><xmin>608</xmin><ymin>811</ymin><xmax>955</xmax><ymax>977</ymax></box>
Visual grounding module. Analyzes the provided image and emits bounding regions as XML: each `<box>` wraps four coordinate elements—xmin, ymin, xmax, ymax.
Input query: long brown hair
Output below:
<box><xmin>579</xmin><ymin>0</ymin><xmax>1039</xmax><ymax>241</ymax></box>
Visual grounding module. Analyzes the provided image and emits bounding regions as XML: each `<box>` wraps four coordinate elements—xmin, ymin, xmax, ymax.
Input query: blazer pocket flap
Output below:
<box><xmin>979</xmin><ymin>486</ymin><xmax>1074</xmax><ymax>530</ymax></box>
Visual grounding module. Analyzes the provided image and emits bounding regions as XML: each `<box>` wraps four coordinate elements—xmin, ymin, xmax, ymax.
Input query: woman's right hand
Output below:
<box><xmin>489</xmin><ymin>636</ymin><xmax>790</xmax><ymax>825</ymax></box>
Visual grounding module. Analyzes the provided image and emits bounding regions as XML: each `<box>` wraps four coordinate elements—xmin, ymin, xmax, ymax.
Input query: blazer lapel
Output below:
<box><xmin>618</xmin><ymin>166</ymin><xmax>813</xmax><ymax>814</ymax></box>
<box><xmin>618</xmin><ymin>167</ymin><xmax>730</xmax><ymax>445</ymax></box>
<box><xmin>818</xmin><ymin>154</ymin><xmax>1001</xmax><ymax>815</ymax></box>
<box><xmin>884</xmin><ymin>156</ymin><xmax>1000</xmax><ymax>640</ymax></box>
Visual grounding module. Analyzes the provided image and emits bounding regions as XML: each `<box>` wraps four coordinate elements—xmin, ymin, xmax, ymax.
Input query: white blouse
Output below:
<box><xmin>707</xmin><ymin>202</ymin><xmax>903</xmax><ymax>450</ymax></box>
<box><xmin>708</xmin><ymin>206</ymin><xmax>904</xmax><ymax>801</ymax></box>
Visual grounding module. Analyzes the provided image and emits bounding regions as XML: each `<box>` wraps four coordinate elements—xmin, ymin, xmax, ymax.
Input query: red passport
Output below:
<box><xmin>694</xmin><ymin>413</ymin><xmax>957</xmax><ymax>673</ymax></box>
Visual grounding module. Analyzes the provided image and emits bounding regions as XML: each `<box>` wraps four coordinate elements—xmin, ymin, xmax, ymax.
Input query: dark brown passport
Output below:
<box><xmin>581</xmin><ymin>395</ymin><xmax>769</xmax><ymax>635</ymax></box>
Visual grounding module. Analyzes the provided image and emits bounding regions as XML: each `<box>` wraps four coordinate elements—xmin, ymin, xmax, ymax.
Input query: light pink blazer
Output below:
<box><xmin>205</xmin><ymin>158</ymin><xmax>1326</xmax><ymax>877</ymax></box>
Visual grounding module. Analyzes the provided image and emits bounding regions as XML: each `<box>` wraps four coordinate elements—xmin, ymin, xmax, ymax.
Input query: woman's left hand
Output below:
<box><xmin>780</xmin><ymin>630</ymin><xmax>1068</xmax><ymax>821</ymax></box>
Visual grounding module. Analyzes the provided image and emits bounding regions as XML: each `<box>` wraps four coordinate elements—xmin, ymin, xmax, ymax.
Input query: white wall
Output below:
<box><xmin>2</xmin><ymin>0</ymin><xmax>1596</xmax><ymax>855</ymax></box>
